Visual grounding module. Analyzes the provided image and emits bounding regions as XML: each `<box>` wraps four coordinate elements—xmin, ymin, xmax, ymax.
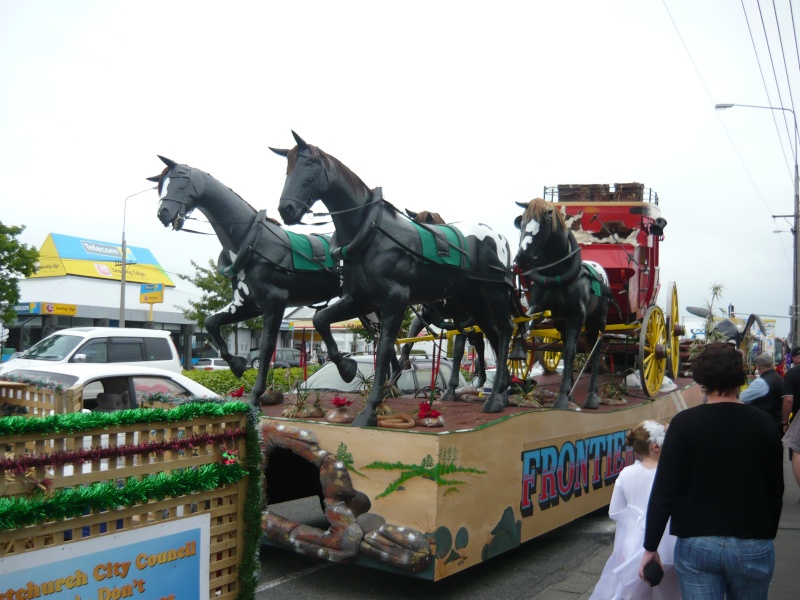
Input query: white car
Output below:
<box><xmin>0</xmin><ymin>327</ymin><xmax>182</xmax><ymax>375</ymax></box>
<box><xmin>194</xmin><ymin>357</ymin><xmax>232</xmax><ymax>371</ymax></box>
<box><xmin>300</xmin><ymin>355</ymin><xmax>465</xmax><ymax>394</ymax></box>
<box><xmin>2</xmin><ymin>363</ymin><xmax>219</xmax><ymax>412</ymax></box>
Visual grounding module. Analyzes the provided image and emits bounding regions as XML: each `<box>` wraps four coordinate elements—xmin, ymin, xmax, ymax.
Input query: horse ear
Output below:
<box><xmin>269</xmin><ymin>147</ymin><xmax>289</xmax><ymax>157</ymax></box>
<box><xmin>405</xmin><ymin>209</ymin><xmax>418</xmax><ymax>219</ymax></box>
<box><xmin>291</xmin><ymin>131</ymin><xmax>309</xmax><ymax>150</ymax></box>
<box><xmin>515</xmin><ymin>200</ymin><xmax>529</xmax><ymax>210</ymax></box>
<box><xmin>146</xmin><ymin>174</ymin><xmax>161</xmax><ymax>182</ymax></box>
<box><xmin>157</xmin><ymin>155</ymin><xmax>177</xmax><ymax>169</ymax></box>
<box><xmin>514</xmin><ymin>215</ymin><xmax>523</xmax><ymax>230</ymax></box>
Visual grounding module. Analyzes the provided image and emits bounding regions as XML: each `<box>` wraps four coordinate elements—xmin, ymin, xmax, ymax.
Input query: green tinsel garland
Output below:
<box><xmin>0</xmin><ymin>398</ymin><xmax>251</xmax><ymax>436</ymax></box>
<box><xmin>238</xmin><ymin>405</ymin><xmax>264</xmax><ymax>599</ymax></box>
<box><xmin>0</xmin><ymin>399</ymin><xmax>264</xmax><ymax>600</ymax></box>
<box><xmin>0</xmin><ymin>462</ymin><xmax>247</xmax><ymax>531</ymax></box>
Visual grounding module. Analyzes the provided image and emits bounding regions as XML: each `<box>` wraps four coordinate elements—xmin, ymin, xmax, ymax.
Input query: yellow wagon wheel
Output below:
<box><xmin>665</xmin><ymin>281</ymin><xmax>682</xmax><ymax>379</ymax></box>
<box><xmin>537</xmin><ymin>336</ymin><xmax>563</xmax><ymax>375</ymax></box>
<box><xmin>638</xmin><ymin>305</ymin><xmax>668</xmax><ymax>397</ymax></box>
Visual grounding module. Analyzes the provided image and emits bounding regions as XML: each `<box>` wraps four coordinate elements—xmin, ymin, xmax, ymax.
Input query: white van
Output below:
<box><xmin>0</xmin><ymin>327</ymin><xmax>182</xmax><ymax>374</ymax></box>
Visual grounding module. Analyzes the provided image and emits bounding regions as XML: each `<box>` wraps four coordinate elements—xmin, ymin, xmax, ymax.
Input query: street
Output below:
<box><xmin>255</xmin><ymin>500</ymin><xmax>615</xmax><ymax>600</ymax></box>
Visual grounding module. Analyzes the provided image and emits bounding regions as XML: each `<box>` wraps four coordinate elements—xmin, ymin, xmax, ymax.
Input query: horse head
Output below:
<box><xmin>149</xmin><ymin>156</ymin><xmax>202</xmax><ymax>231</ymax></box>
<box><xmin>513</xmin><ymin>198</ymin><xmax>564</xmax><ymax>269</ymax></box>
<box><xmin>406</xmin><ymin>208</ymin><xmax>446</xmax><ymax>225</ymax></box>
<box><xmin>269</xmin><ymin>131</ymin><xmax>328</xmax><ymax>225</ymax></box>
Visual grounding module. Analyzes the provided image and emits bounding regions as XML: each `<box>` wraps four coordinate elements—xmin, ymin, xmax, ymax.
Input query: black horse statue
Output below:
<box><xmin>150</xmin><ymin>156</ymin><xmax>341</xmax><ymax>405</ymax></box>
<box><xmin>514</xmin><ymin>198</ymin><xmax>612</xmax><ymax>410</ymax></box>
<box><xmin>398</xmin><ymin>209</ymin><xmax>488</xmax><ymax>400</ymax></box>
<box><xmin>270</xmin><ymin>132</ymin><xmax>515</xmax><ymax>426</ymax></box>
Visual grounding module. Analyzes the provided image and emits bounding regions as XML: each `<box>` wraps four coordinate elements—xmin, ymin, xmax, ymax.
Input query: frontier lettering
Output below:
<box><xmin>520</xmin><ymin>430</ymin><xmax>633</xmax><ymax>517</ymax></box>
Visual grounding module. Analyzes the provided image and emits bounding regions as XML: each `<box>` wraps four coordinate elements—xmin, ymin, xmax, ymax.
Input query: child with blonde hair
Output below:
<box><xmin>590</xmin><ymin>420</ymin><xmax>680</xmax><ymax>599</ymax></box>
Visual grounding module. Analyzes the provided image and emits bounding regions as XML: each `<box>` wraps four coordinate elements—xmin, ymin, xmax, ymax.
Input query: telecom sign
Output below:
<box><xmin>140</xmin><ymin>283</ymin><xmax>164</xmax><ymax>304</ymax></box>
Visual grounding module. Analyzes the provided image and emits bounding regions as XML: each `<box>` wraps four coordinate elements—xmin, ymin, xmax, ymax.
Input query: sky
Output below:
<box><xmin>1</xmin><ymin>1</ymin><xmax>799</xmax><ymax>337</ymax></box>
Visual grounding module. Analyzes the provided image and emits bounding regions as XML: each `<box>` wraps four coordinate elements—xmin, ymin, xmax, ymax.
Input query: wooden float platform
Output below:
<box><xmin>258</xmin><ymin>374</ymin><xmax>702</xmax><ymax>580</ymax></box>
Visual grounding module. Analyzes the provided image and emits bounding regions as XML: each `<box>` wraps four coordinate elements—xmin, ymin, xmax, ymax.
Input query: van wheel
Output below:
<box><xmin>251</xmin><ymin>358</ymin><xmax>260</xmax><ymax>370</ymax></box>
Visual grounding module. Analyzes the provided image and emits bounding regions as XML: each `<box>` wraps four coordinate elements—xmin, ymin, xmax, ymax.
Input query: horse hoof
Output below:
<box><xmin>551</xmin><ymin>397</ymin><xmax>570</xmax><ymax>410</ymax></box>
<box><xmin>352</xmin><ymin>411</ymin><xmax>378</xmax><ymax>427</ymax></box>
<box><xmin>338</xmin><ymin>358</ymin><xmax>358</xmax><ymax>383</ymax></box>
<box><xmin>583</xmin><ymin>396</ymin><xmax>600</xmax><ymax>410</ymax></box>
<box><xmin>440</xmin><ymin>390</ymin><xmax>455</xmax><ymax>402</ymax></box>
<box><xmin>228</xmin><ymin>355</ymin><xmax>248</xmax><ymax>378</ymax></box>
<box><xmin>481</xmin><ymin>396</ymin><xmax>505</xmax><ymax>413</ymax></box>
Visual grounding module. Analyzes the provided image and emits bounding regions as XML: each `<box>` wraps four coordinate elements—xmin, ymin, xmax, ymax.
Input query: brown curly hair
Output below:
<box><xmin>691</xmin><ymin>342</ymin><xmax>746</xmax><ymax>394</ymax></box>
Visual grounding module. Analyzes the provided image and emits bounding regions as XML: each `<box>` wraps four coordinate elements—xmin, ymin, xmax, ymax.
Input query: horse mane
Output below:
<box><xmin>523</xmin><ymin>197</ymin><xmax>565</xmax><ymax>231</ymax></box>
<box><xmin>286</xmin><ymin>144</ymin><xmax>371</xmax><ymax>197</ymax></box>
<box><xmin>412</xmin><ymin>210</ymin><xmax>446</xmax><ymax>225</ymax></box>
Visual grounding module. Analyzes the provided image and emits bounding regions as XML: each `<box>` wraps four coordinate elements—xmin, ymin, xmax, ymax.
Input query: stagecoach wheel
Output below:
<box><xmin>666</xmin><ymin>281</ymin><xmax>681</xmax><ymax>379</ymax></box>
<box><xmin>638</xmin><ymin>305</ymin><xmax>668</xmax><ymax>397</ymax></box>
<box><xmin>537</xmin><ymin>336</ymin><xmax>563</xmax><ymax>375</ymax></box>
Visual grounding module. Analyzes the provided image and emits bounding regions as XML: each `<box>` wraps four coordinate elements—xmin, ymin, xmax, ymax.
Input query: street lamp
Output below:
<box><xmin>716</xmin><ymin>102</ymin><xmax>800</xmax><ymax>348</ymax></box>
<box><xmin>120</xmin><ymin>187</ymin><xmax>156</xmax><ymax>328</ymax></box>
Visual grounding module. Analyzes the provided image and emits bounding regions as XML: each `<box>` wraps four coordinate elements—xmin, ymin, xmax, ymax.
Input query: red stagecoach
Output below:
<box><xmin>511</xmin><ymin>182</ymin><xmax>681</xmax><ymax>397</ymax></box>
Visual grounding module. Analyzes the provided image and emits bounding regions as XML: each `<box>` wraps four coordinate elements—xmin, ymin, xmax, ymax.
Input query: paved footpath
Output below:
<box><xmin>531</xmin><ymin>454</ymin><xmax>800</xmax><ymax>600</ymax></box>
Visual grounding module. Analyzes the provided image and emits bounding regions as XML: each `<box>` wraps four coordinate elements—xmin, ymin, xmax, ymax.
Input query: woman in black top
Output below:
<box><xmin>639</xmin><ymin>342</ymin><xmax>783</xmax><ymax>599</ymax></box>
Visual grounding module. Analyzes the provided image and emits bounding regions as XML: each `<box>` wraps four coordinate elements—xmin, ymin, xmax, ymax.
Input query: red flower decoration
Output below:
<box><xmin>332</xmin><ymin>396</ymin><xmax>352</xmax><ymax>407</ymax></box>
<box><xmin>220</xmin><ymin>444</ymin><xmax>239</xmax><ymax>466</ymax></box>
<box><xmin>230</xmin><ymin>386</ymin><xmax>245</xmax><ymax>398</ymax></box>
<box><xmin>418</xmin><ymin>402</ymin><xmax>441</xmax><ymax>419</ymax></box>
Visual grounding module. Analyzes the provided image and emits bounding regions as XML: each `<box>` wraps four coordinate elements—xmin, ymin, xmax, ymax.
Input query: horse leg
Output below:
<box><xmin>441</xmin><ymin>333</ymin><xmax>466</xmax><ymax>402</ymax></box>
<box><xmin>250</xmin><ymin>307</ymin><xmax>287</xmax><ymax>406</ymax></box>
<box><xmin>205</xmin><ymin>299</ymin><xmax>260</xmax><ymax>378</ymax></box>
<box><xmin>353</xmin><ymin>298</ymin><xmax>407</xmax><ymax>427</ymax></box>
<box><xmin>398</xmin><ymin>315</ymin><xmax>423</xmax><ymax>370</ymax></box>
<box><xmin>312</xmin><ymin>295</ymin><xmax>364</xmax><ymax>384</ymax></box>
<box><xmin>554</xmin><ymin>321</ymin><xmax>581</xmax><ymax>410</ymax></box>
<box><xmin>471</xmin><ymin>332</ymin><xmax>487</xmax><ymax>389</ymax></box>
<box><xmin>471</xmin><ymin>290</ymin><xmax>513</xmax><ymax>413</ymax></box>
<box><xmin>582</xmin><ymin>301</ymin><xmax>607</xmax><ymax>410</ymax></box>
<box><xmin>582</xmin><ymin>325</ymin><xmax>603</xmax><ymax>410</ymax></box>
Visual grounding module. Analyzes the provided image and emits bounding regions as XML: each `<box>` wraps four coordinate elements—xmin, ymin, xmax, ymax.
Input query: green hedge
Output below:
<box><xmin>182</xmin><ymin>366</ymin><xmax>321</xmax><ymax>396</ymax></box>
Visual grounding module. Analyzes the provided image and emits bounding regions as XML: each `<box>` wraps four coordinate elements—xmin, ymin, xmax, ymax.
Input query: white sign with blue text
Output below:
<box><xmin>0</xmin><ymin>513</ymin><xmax>210</xmax><ymax>599</ymax></box>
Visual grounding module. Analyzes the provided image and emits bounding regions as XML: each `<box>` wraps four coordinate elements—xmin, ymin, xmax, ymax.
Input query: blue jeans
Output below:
<box><xmin>675</xmin><ymin>536</ymin><xmax>774</xmax><ymax>599</ymax></box>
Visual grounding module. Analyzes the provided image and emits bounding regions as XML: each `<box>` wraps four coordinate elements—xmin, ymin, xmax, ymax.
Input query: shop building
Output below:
<box><xmin>2</xmin><ymin>233</ymin><xmax>256</xmax><ymax>366</ymax></box>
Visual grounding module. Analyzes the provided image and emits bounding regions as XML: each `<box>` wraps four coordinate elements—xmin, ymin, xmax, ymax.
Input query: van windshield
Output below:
<box><xmin>21</xmin><ymin>334</ymin><xmax>83</xmax><ymax>360</ymax></box>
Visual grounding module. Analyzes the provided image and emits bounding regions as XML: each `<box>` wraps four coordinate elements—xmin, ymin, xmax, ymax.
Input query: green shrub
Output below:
<box><xmin>182</xmin><ymin>365</ymin><xmax>321</xmax><ymax>396</ymax></box>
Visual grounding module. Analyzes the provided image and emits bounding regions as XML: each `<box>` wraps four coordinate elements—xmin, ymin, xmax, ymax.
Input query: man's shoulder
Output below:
<box><xmin>783</xmin><ymin>366</ymin><xmax>800</xmax><ymax>391</ymax></box>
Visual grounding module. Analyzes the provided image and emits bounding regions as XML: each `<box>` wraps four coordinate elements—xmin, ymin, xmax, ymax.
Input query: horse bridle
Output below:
<box><xmin>158</xmin><ymin>168</ymin><xmax>202</xmax><ymax>231</ymax></box>
<box><xmin>286</xmin><ymin>150</ymin><xmax>379</xmax><ymax>220</ymax></box>
<box><xmin>282</xmin><ymin>150</ymin><xmax>330</xmax><ymax>217</ymax></box>
<box><xmin>522</xmin><ymin>209</ymin><xmax>553</xmax><ymax>261</ymax></box>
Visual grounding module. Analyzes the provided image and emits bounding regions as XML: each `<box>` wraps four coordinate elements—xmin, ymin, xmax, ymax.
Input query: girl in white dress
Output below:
<box><xmin>590</xmin><ymin>420</ymin><xmax>680</xmax><ymax>600</ymax></box>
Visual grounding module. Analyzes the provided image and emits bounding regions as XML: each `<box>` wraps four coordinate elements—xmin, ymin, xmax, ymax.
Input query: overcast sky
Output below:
<box><xmin>2</xmin><ymin>1</ymin><xmax>798</xmax><ymax>336</ymax></box>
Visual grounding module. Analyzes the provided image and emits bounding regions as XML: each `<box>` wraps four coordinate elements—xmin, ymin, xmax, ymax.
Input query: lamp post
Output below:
<box><xmin>120</xmin><ymin>187</ymin><xmax>156</xmax><ymax>328</ymax></box>
<box><xmin>716</xmin><ymin>102</ymin><xmax>800</xmax><ymax>349</ymax></box>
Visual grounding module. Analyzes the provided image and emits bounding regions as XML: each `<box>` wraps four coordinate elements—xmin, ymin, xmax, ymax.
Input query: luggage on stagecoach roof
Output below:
<box><xmin>555</xmin><ymin>182</ymin><xmax>644</xmax><ymax>203</ymax></box>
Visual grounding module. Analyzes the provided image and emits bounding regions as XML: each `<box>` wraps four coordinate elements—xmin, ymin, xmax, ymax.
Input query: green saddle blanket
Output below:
<box><xmin>582</xmin><ymin>263</ymin><xmax>604</xmax><ymax>298</ymax></box>
<box><xmin>411</xmin><ymin>222</ymin><xmax>468</xmax><ymax>268</ymax></box>
<box><xmin>286</xmin><ymin>231</ymin><xmax>334</xmax><ymax>271</ymax></box>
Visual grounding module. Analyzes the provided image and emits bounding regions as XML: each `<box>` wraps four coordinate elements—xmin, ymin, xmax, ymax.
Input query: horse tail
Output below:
<box><xmin>510</xmin><ymin>289</ymin><xmax>527</xmax><ymax>319</ymax></box>
<box><xmin>603</xmin><ymin>282</ymin><xmax>621</xmax><ymax>316</ymax></box>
